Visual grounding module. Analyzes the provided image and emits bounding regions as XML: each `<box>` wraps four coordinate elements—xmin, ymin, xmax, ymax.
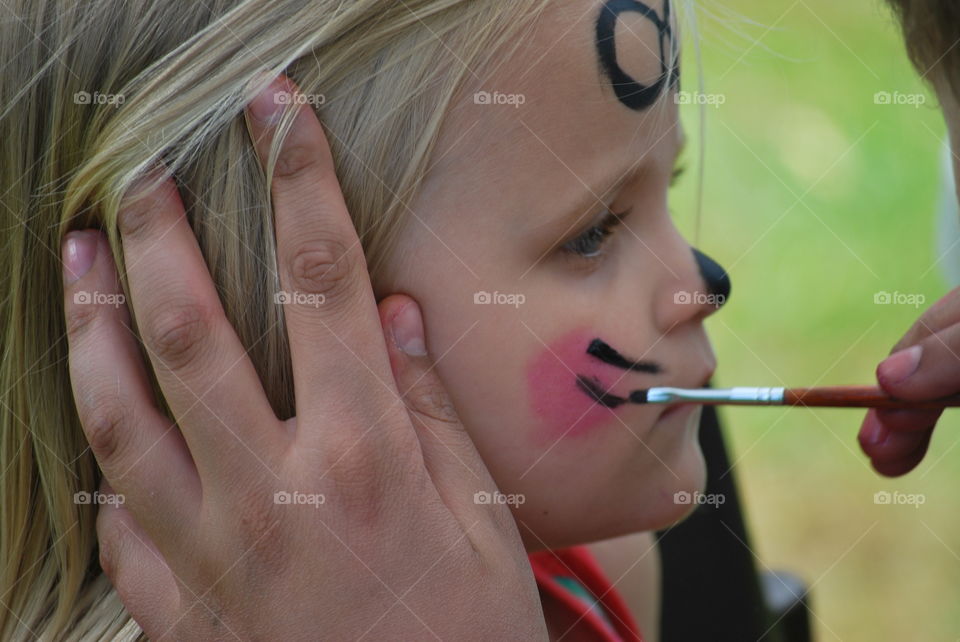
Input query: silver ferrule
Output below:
<box><xmin>645</xmin><ymin>387</ymin><xmax>785</xmax><ymax>404</ymax></box>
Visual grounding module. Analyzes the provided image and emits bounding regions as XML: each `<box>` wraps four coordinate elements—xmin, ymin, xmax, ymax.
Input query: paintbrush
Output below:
<box><xmin>628</xmin><ymin>386</ymin><xmax>960</xmax><ymax>409</ymax></box>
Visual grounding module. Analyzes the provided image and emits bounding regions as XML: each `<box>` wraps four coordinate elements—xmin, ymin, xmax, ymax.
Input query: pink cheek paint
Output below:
<box><xmin>526</xmin><ymin>327</ymin><xmax>650</xmax><ymax>441</ymax></box>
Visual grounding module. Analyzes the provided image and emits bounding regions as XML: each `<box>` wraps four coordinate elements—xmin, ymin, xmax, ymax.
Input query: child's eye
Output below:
<box><xmin>561</xmin><ymin>210</ymin><xmax>625</xmax><ymax>259</ymax></box>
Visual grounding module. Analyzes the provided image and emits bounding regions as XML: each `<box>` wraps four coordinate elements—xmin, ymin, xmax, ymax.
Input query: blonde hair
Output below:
<box><xmin>0</xmin><ymin>0</ymin><xmax>552</xmax><ymax>638</ymax></box>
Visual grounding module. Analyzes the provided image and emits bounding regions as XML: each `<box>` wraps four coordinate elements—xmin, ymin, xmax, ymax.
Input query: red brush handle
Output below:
<box><xmin>784</xmin><ymin>386</ymin><xmax>960</xmax><ymax>409</ymax></box>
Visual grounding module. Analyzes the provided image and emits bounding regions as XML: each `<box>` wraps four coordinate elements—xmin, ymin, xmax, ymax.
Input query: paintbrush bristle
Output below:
<box><xmin>629</xmin><ymin>389</ymin><xmax>649</xmax><ymax>404</ymax></box>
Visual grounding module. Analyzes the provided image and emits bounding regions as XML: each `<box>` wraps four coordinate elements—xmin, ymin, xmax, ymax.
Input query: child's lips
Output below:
<box><xmin>654</xmin><ymin>368</ymin><xmax>714</xmax><ymax>421</ymax></box>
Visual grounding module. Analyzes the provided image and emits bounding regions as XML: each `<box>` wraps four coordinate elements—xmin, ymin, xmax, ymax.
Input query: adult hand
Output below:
<box><xmin>858</xmin><ymin>287</ymin><xmax>960</xmax><ymax>476</ymax></box>
<box><xmin>62</xmin><ymin>75</ymin><xmax>546</xmax><ymax>640</ymax></box>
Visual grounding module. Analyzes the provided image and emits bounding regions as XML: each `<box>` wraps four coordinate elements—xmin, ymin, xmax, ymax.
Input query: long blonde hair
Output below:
<box><xmin>0</xmin><ymin>0</ymin><xmax>552</xmax><ymax>638</ymax></box>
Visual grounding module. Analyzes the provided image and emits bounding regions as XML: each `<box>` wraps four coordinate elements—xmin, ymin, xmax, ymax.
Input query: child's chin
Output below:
<box><xmin>647</xmin><ymin>440</ymin><xmax>709</xmax><ymax>529</ymax></box>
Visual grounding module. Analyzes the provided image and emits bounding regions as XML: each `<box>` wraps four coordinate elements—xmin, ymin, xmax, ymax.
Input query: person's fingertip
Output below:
<box><xmin>390</xmin><ymin>300</ymin><xmax>427</xmax><ymax>357</ymax></box>
<box><xmin>871</xmin><ymin>451</ymin><xmax>923</xmax><ymax>477</ymax></box>
<box><xmin>63</xmin><ymin>229</ymin><xmax>100</xmax><ymax>285</ymax></box>
<box><xmin>877</xmin><ymin>344</ymin><xmax>922</xmax><ymax>386</ymax></box>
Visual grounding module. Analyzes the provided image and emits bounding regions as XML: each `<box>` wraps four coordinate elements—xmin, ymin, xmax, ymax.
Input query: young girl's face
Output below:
<box><xmin>375</xmin><ymin>0</ymin><xmax>725</xmax><ymax>550</ymax></box>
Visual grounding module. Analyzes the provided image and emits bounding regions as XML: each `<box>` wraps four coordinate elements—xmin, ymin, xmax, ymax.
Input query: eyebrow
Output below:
<box><xmin>552</xmin><ymin>126</ymin><xmax>688</xmax><ymax>235</ymax></box>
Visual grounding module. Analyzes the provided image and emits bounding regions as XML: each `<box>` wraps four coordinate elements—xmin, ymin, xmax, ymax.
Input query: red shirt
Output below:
<box><xmin>528</xmin><ymin>546</ymin><xmax>644</xmax><ymax>641</ymax></box>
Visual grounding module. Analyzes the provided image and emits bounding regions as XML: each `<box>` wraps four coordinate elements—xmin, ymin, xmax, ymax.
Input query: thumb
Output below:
<box><xmin>378</xmin><ymin>295</ymin><xmax>497</xmax><ymax>501</ymax></box>
<box><xmin>877</xmin><ymin>323</ymin><xmax>960</xmax><ymax>400</ymax></box>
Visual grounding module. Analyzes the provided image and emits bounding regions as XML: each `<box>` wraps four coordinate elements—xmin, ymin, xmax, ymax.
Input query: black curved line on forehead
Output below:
<box><xmin>595</xmin><ymin>0</ymin><xmax>681</xmax><ymax>111</ymax></box>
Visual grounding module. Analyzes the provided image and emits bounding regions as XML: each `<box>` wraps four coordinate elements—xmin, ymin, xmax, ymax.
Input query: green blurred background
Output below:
<box><xmin>672</xmin><ymin>1</ymin><xmax>960</xmax><ymax>639</ymax></box>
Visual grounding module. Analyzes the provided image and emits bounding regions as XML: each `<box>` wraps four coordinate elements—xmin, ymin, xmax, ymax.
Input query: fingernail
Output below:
<box><xmin>63</xmin><ymin>230</ymin><xmax>98</xmax><ymax>285</ymax></box>
<box><xmin>392</xmin><ymin>301</ymin><xmax>427</xmax><ymax>356</ymax></box>
<box><xmin>247</xmin><ymin>78</ymin><xmax>288</xmax><ymax>125</ymax></box>
<box><xmin>878</xmin><ymin>345</ymin><xmax>922</xmax><ymax>384</ymax></box>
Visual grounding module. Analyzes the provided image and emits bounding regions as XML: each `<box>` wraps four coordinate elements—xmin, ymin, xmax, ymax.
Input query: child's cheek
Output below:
<box><xmin>526</xmin><ymin>326</ymin><xmax>624</xmax><ymax>442</ymax></box>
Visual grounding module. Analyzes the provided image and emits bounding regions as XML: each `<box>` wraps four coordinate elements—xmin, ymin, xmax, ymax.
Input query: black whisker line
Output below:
<box><xmin>586</xmin><ymin>338</ymin><xmax>662</xmax><ymax>374</ymax></box>
<box><xmin>576</xmin><ymin>375</ymin><xmax>629</xmax><ymax>408</ymax></box>
<box><xmin>575</xmin><ymin>375</ymin><xmax>651</xmax><ymax>408</ymax></box>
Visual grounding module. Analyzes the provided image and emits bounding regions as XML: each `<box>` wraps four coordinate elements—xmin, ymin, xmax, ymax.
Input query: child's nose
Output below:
<box><xmin>657</xmin><ymin>246</ymin><xmax>731</xmax><ymax>330</ymax></box>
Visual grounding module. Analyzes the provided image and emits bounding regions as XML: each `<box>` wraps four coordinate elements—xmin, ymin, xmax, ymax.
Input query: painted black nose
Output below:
<box><xmin>692</xmin><ymin>248</ymin><xmax>731</xmax><ymax>303</ymax></box>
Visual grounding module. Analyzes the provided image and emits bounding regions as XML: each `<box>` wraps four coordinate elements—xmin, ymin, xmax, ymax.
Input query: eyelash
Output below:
<box><xmin>561</xmin><ymin>163</ymin><xmax>687</xmax><ymax>261</ymax></box>
<box><xmin>561</xmin><ymin>210</ymin><xmax>625</xmax><ymax>259</ymax></box>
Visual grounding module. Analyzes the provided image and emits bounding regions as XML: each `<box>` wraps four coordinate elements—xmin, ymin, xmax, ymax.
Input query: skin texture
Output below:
<box><xmin>858</xmin><ymin>86</ymin><xmax>960</xmax><ymax>476</ymax></box>
<box><xmin>63</xmin><ymin>0</ymin><xmax>726</xmax><ymax>638</ymax></box>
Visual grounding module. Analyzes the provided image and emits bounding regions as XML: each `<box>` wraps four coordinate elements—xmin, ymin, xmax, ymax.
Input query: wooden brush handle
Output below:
<box><xmin>784</xmin><ymin>386</ymin><xmax>960</xmax><ymax>409</ymax></box>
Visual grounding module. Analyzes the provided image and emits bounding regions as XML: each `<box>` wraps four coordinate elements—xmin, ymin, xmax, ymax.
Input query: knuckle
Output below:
<box><xmin>65</xmin><ymin>297</ymin><xmax>101</xmax><ymax>340</ymax></box>
<box><xmin>118</xmin><ymin>179</ymin><xmax>180</xmax><ymax>240</ymax></box>
<box><xmin>285</xmin><ymin>238</ymin><xmax>357</xmax><ymax>302</ymax></box>
<box><xmin>144</xmin><ymin>301</ymin><xmax>212</xmax><ymax>372</ymax></box>
<box><xmin>117</xmin><ymin>199</ymin><xmax>155</xmax><ymax>240</ymax></box>
<box><xmin>275</xmin><ymin>138</ymin><xmax>324</xmax><ymax>179</ymax></box>
<box><xmin>85</xmin><ymin>402</ymin><xmax>128</xmax><ymax>464</ymax></box>
<box><xmin>405</xmin><ymin>382</ymin><xmax>461</xmax><ymax>426</ymax></box>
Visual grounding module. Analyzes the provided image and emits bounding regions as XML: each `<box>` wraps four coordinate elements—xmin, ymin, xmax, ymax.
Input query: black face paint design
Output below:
<box><xmin>576</xmin><ymin>376</ymin><xmax>651</xmax><ymax>408</ymax></box>
<box><xmin>576</xmin><ymin>375</ymin><xmax>630</xmax><ymax>408</ymax></box>
<box><xmin>586</xmin><ymin>338</ymin><xmax>662</xmax><ymax>374</ymax></box>
<box><xmin>576</xmin><ymin>339</ymin><xmax>663</xmax><ymax>407</ymax></box>
<box><xmin>692</xmin><ymin>248</ymin><xmax>731</xmax><ymax>302</ymax></box>
<box><xmin>595</xmin><ymin>0</ymin><xmax>680</xmax><ymax>111</ymax></box>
